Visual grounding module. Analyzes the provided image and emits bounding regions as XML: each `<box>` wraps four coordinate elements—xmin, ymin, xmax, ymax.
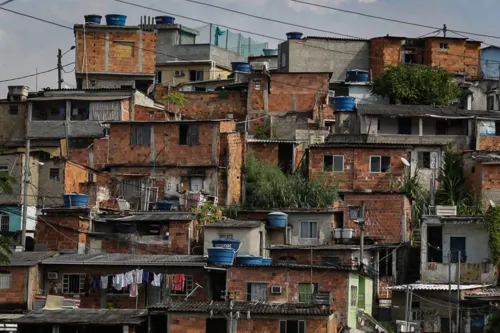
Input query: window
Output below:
<box><xmin>488</xmin><ymin>96</ymin><xmax>495</xmax><ymax>111</ymax></box>
<box><xmin>0</xmin><ymin>214</ymin><xmax>9</xmax><ymax>232</ymax></box>
<box><xmin>246</xmin><ymin>283</ymin><xmax>267</xmax><ymax>301</ymax></box>
<box><xmin>350</xmin><ymin>285</ymin><xmax>358</xmax><ymax>306</ymax></box>
<box><xmin>298</xmin><ymin>283</ymin><xmax>318</xmax><ymax>303</ymax></box>
<box><xmin>349</xmin><ymin>206</ymin><xmax>361</xmax><ymax>220</ymax></box>
<box><xmin>171</xmin><ymin>275</ymin><xmax>193</xmax><ymax>295</ymax></box>
<box><xmin>8</xmin><ymin>105</ymin><xmax>18</xmax><ymax>115</ymax></box>
<box><xmin>179</xmin><ymin>124</ymin><xmax>199</xmax><ymax>145</ymax></box>
<box><xmin>114</xmin><ymin>41</ymin><xmax>135</xmax><ymax>57</ymax></box>
<box><xmin>0</xmin><ymin>165</ymin><xmax>8</xmax><ymax>171</ymax></box>
<box><xmin>189</xmin><ymin>70</ymin><xmax>204</xmax><ymax>82</ymax></box>
<box><xmin>130</xmin><ymin>124</ymin><xmax>151</xmax><ymax>146</ymax></box>
<box><xmin>0</xmin><ymin>273</ymin><xmax>11</xmax><ymax>289</ymax></box>
<box><xmin>254</xmin><ymin>80</ymin><xmax>261</xmax><ymax>91</ymax></box>
<box><xmin>281</xmin><ymin>52</ymin><xmax>287</xmax><ymax>68</ymax></box>
<box><xmin>370</xmin><ymin>156</ymin><xmax>391</xmax><ymax>173</ymax></box>
<box><xmin>417</xmin><ymin>152</ymin><xmax>431</xmax><ymax>169</ymax></box>
<box><xmin>440</xmin><ymin>43</ymin><xmax>449</xmax><ymax>50</ymax></box>
<box><xmin>119</xmin><ymin>178</ymin><xmax>144</xmax><ymax>198</ymax></box>
<box><xmin>398</xmin><ymin>118</ymin><xmax>412</xmax><ymax>135</ymax></box>
<box><xmin>156</xmin><ymin>71</ymin><xmax>162</xmax><ymax>83</ymax></box>
<box><xmin>62</xmin><ymin>274</ymin><xmax>85</xmax><ymax>294</ymax></box>
<box><xmin>300</xmin><ymin>221</ymin><xmax>318</xmax><ymax>239</ymax></box>
<box><xmin>450</xmin><ymin>237</ymin><xmax>467</xmax><ymax>263</ymax></box>
<box><xmin>377</xmin><ymin>118</ymin><xmax>381</xmax><ymax>131</ymax></box>
<box><xmin>49</xmin><ymin>168</ymin><xmax>60</xmax><ymax>181</ymax></box>
<box><xmin>280</xmin><ymin>320</ymin><xmax>305</xmax><ymax>333</ymax></box>
<box><xmin>219</xmin><ymin>234</ymin><xmax>233</xmax><ymax>239</ymax></box>
<box><xmin>70</xmin><ymin>101</ymin><xmax>90</xmax><ymax>121</ymax></box>
<box><xmin>323</xmin><ymin>155</ymin><xmax>344</xmax><ymax>172</ymax></box>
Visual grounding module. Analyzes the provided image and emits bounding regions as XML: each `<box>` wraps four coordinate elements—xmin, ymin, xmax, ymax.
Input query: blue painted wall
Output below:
<box><xmin>0</xmin><ymin>206</ymin><xmax>22</xmax><ymax>232</ymax></box>
<box><xmin>481</xmin><ymin>47</ymin><xmax>500</xmax><ymax>80</ymax></box>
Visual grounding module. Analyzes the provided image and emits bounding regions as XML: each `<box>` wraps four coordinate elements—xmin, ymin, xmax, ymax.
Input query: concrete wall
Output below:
<box><xmin>158</xmin><ymin>64</ymin><xmax>232</xmax><ymax>86</ymax></box>
<box><xmin>203</xmin><ymin>226</ymin><xmax>264</xmax><ymax>256</ymax></box>
<box><xmin>408</xmin><ymin>147</ymin><xmax>442</xmax><ymax>190</ymax></box>
<box><xmin>285</xmin><ymin>39</ymin><xmax>369</xmax><ymax>82</ymax></box>
<box><xmin>482</xmin><ymin>48</ymin><xmax>500</xmax><ymax>80</ymax></box>
<box><xmin>347</xmin><ymin>273</ymin><xmax>373</xmax><ymax>328</ymax></box>
<box><xmin>249</xmin><ymin>56</ymin><xmax>278</xmax><ymax>70</ymax></box>
<box><xmin>0</xmin><ymin>205</ymin><xmax>36</xmax><ymax>233</ymax></box>
<box><xmin>0</xmin><ymin>153</ymin><xmax>38</xmax><ymax>206</ymax></box>
<box><xmin>287</xmin><ymin>213</ymin><xmax>334</xmax><ymax>246</ymax></box>
<box><xmin>441</xmin><ymin>223</ymin><xmax>489</xmax><ymax>263</ymax></box>
<box><xmin>0</xmin><ymin>102</ymin><xmax>27</xmax><ymax>145</ymax></box>
<box><xmin>37</xmin><ymin>160</ymin><xmax>65</xmax><ymax>207</ymax></box>
<box><xmin>28</xmin><ymin>120</ymin><xmax>106</xmax><ymax>139</ymax></box>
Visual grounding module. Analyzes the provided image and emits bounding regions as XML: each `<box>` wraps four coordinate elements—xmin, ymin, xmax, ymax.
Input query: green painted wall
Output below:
<box><xmin>347</xmin><ymin>272</ymin><xmax>373</xmax><ymax>328</ymax></box>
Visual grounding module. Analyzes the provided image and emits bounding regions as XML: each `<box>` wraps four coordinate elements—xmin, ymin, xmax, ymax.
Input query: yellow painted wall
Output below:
<box><xmin>158</xmin><ymin>64</ymin><xmax>232</xmax><ymax>86</ymax></box>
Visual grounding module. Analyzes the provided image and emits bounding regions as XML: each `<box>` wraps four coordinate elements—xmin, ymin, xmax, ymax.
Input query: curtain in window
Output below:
<box><xmin>89</xmin><ymin>101</ymin><xmax>122</xmax><ymax>121</ymax></box>
<box><xmin>250</xmin><ymin>283</ymin><xmax>267</xmax><ymax>302</ymax></box>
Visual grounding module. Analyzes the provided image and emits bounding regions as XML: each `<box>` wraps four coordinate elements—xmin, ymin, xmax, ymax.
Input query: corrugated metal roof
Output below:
<box><xmin>269</xmin><ymin>244</ymin><xmax>389</xmax><ymax>251</ymax></box>
<box><xmin>304</xmin><ymin>36</ymin><xmax>368</xmax><ymax>42</ymax></box>
<box><xmin>226</xmin><ymin>263</ymin><xmax>354</xmax><ymax>271</ymax></box>
<box><xmin>357</xmin><ymin>104</ymin><xmax>500</xmax><ymax>119</ymax></box>
<box><xmin>1</xmin><ymin>251</ymin><xmax>58</xmax><ymax>267</ymax></box>
<box><xmin>247</xmin><ymin>139</ymin><xmax>300</xmax><ymax>144</ymax></box>
<box><xmin>390</xmin><ymin>283</ymin><xmax>489</xmax><ymax>291</ymax></box>
<box><xmin>41</xmin><ymin>254</ymin><xmax>207</xmax><ymax>266</ymax></box>
<box><xmin>12</xmin><ymin>309</ymin><xmax>147</xmax><ymax>325</ymax></box>
<box><xmin>109</xmin><ymin>212</ymin><xmax>196</xmax><ymax>223</ymax></box>
<box><xmin>310</xmin><ymin>142</ymin><xmax>412</xmax><ymax>149</ymax></box>
<box><xmin>465</xmin><ymin>287</ymin><xmax>500</xmax><ymax>298</ymax></box>
<box><xmin>204</xmin><ymin>219</ymin><xmax>263</xmax><ymax>229</ymax></box>
<box><xmin>150</xmin><ymin>301</ymin><xmax>333</xmax><ymax>316</ymax></box>
<box><xmin>28</xmin><ymin>95</ymin><xmax>130</xmax><ymax>101</ymax></box>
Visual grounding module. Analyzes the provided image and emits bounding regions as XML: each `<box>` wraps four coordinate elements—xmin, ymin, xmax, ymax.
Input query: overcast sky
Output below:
<box><xmin>0</xmin><ymin>0</ymin><xmax>497</xmax><ymax>95</ymax></box>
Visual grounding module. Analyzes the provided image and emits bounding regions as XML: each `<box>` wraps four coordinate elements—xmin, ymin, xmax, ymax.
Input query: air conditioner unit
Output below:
<box><xmin>47</xmin><ymin>272</ymin><xmax>59</xmax><ymax>280</ymax></box>
<box><xmin>174</xmin><ymin>70</ymin><xmax>185</xmax><ymax>77</ymax></box>
<box><xmin>251</xmin><ymin>61</ymin><xmax>269</xmax><ymax>72</ymax></box>
<box><xmin>271</xmin><ymin>285</ymin><xmax>283</xmax><ymax>294</ymax></box>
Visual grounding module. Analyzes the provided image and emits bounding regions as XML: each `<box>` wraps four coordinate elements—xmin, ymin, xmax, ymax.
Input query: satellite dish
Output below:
<box><xmin>490</xmin><ymin>200</ymin><xmax>496</xmax><ymax>208</ymax></box>
<box><xmin>401</xmin><ymin>157</ymin><xmax>410</xmax><ymax>167</ymax></box>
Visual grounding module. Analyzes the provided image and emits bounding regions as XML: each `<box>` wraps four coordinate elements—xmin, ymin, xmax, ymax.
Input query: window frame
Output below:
<box><xmin>0</xmin><ymin>214</ymin><xmax>9</xmax><ymax>232</ymax></box>
<box><xmin>0</xmin><ymin>272</ymin><xmax>12</xmax><ymax>289</ymax></box>
<box><xmin>323</xmin><ymin>155</ymin><xmax>344</xmax><ymax>173</ymax></box>
<box><xmin>189</xmin><ymin>70</ymin><xmax>204</xmax><ymax>82</ymax></box>
<box><xmin>246</xmin><ymin>282</ymin><xmax>268</xmax><ymax>302</ymax></box>
<box><xmin>369</xmin><ymin>155</ymin><xmax>391</xmax><ymax>173</ymax></box>
<box><xmin>350</xmin><ymin>285</ymin><xmax>358</xmax><ymax>306</ymax></box>
<box><xmin>279</xmin><ymin>320</ymin><xmax>305</xmax><ymax>333</ymax></box>
<box><xmin>219</xmin><ymin>233</ymin><xmax>233</xmax><ymax>239</ymax></box>
<box><xmin>130</xmin><ymin>124</ymin><xmax>151</xmax><ymax>146</ymax></box>
<box><xmin>62</xmin><ymin>273</ymin><xmax>86</xmax><ymax>295</ymax></box>
<box><xmin>439</xmin><ymin>42</ymin><xmax>449</xmax><ymax>51</ymax></box>
<box><xmin>417</xmin><ymin>151</ymin><xmax>431</xmax><ymax>169</ymax></box>
<box><xmin>179</xmin><ymin>124</ymin><xmax>199</xmax><ymax>146</ymax></box>
<box><xmin>0</xmin><ymin>165</ymin><xmax>8</xmax><ymax>171</ymax></box>
<box><xmin>8</xmin><ymin>105</ymin><xmax>19</xmax><ymax>115</ymax></box>
<box><xmin>170</xmin><ymin>275</ymin><xmax>194</xmax><ymax>296</ymax></box>
<box><xmin>300</xmin><ymin>221</ymin><xmax>318</xmax><ymax>239</ymax></box>
<box><xmin>298</xmin><ymin>283</ymin><xmax>319</xmax><ymax>303</ymax></box>
<box><xmin>49</xmin><ymin>168</ymin><xmax>60</xmax><ymax>181</ymax></box>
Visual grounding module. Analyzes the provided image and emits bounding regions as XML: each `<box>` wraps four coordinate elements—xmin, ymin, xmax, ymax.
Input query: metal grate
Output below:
<box><xmin>0</xmin><ymin>273</ymin><xmax>11</xmax><ymax>289</ymax></box>
<box><xmin>0</xmin><ymin>214</ymin><xmax>9</xmax><ymax>232</ymax></box>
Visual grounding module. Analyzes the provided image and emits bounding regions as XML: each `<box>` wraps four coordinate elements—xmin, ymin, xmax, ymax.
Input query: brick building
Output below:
<box><xmin>369</xmin><ymin>36</ymin><xmax>481</xmax><ymax>80</ymax></box>
<box><xmin>247</xmin><ymin>139</ymin><xmax>304</xmax><ymax>174</ymax></box>
<box><xmin>74</xmin><ymin>22</ymin><xmax>156</xmax><ymax>91</ymax></box>
<box><xmin>103</xmin><ymin>119</ymin><xmax>245</xmax><ymax>207</ymax></box>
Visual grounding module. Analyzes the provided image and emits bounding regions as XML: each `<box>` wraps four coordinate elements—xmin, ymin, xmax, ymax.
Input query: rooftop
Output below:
<box><xmin>28</xmin><ymin>95</ymin><xmax>130</xmax><ymax>102</ymax></box>
<box><xmin>465</xmin><ymin>287</ymin><xmax>500</xmax><ymax>298</ymax></box>
<box><xmin>41</xmin><ymin>253</ymin><xmax>207</xmax><ymax>266</ymax></box>
<box><xmin>303</xmin><ymin>36</ymin><xmax>368</xmax><ymax>42</ymax></box>
<box><xmin>390</xmin><ymin>283</ymin><xmax>490</xmax><ymax>291</ymax></box>
<box><xmin>310</xmin><ymin>142</ymin><xmax>412</xmax><ymax>149</ymax></box>
<box><xmin>247</xmin><ymin>139</ymin><xmax>300</xmax><ymax>144</ymax></box>
<box><xmin>268</xmin><ymin>244</ymin><xmax>392</xmax><ymax>251</ymax></box>
<box><xmin>12</xmin><ymin>309</ymin><xmax>147</xmax><ymax>325</ymax></box>
<box><xmin>104</xmin><ymin>119</ymin><xmax>232</xmax><ymax>124</ymax></box>
<box><xmin>471</xmin><ymin>151</ymin><xmax>500</xmax><ymax>163</ymax></box>
<box><xmin>204</xmin><ymin>219</ymin><xmax>263</xmax><ymax>229</ymax></box>
<box><xmin>357</xmin><ymin>104</ymin><xmax>500</xmax><ymax>119</ymax></box>
<box><xmin>1</xmin><ymin>251</ymin><xmax>58</xmax><ymax>267</ymax></box>
<box><xmin>107</xmin><ymin>212</ymin><xmax>196</xmax><ymax>223</ymax></box>
<box><xmin>150</xmin><ymin>301</ymin><xmax>333</xmax><ymax>316</ymax></box>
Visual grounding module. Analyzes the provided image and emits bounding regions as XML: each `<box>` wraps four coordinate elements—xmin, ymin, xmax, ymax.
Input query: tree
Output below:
<box><xmin>191</xmin><ymin>201</ymin><xmax>223</xmax><ymax>229</ymax></box>
<box><xmin>372</xmin><ymin>64</ymin><xmax>461</xmax><ymax>105</ymax></box>
<box><xmin>162</xmin><ymin>92</ymin><xmax>186</xmax><ymax>119</ymax></box>
<box><xmin>485</xmin><ymin>313</ymin><xmax>500</xmax><ymax>333</ymax></box>
<box><xmin>0</xmin><ymin>171</ymin><xmax>14</xmax><ymax>264</ymax></box>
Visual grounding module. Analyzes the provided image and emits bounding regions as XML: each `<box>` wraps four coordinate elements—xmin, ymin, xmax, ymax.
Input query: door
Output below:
<box><xmin>398</xmin><ymin>118</ymin><xmax>412</xmax><ymax>134</ymax></box>
<box><xmin>278</xmin><ymin>143</ymin><xmax>294</xmax><ymax>174</ymax></box>
<box><xmin>450</xmin><ymin>237</ymin><xmax>466</xmax><ymax>263</ymax></box>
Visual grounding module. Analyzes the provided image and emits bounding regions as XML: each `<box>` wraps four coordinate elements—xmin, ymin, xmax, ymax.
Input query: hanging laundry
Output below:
<box><xmin>173</xmin><ymin>274</ymin><xmax>186</xmax><ymax>292</ymax></box>
<box><xmin>92</xmin><ymin>276</ymin><xmax>101</xmax><ymax>292</ymax></box>
<box><xmin>101</xmin><ymin>275</ymin><xmax>109</xmax><ymax>289</ymax></box>
<box><xmin>152</xmin><ymin>273</ymin><xmax>161</xmax><ymax>287</ymax></box>
<box><xmin>129</xmin><ymin>274</ymin><xmax>138</xmax><ymax>297</ymax></box>
<box><xmin>142</xmin><ymin>271</ymin><xmax>150</xmax><ymax>284</ymax></box>
<box><xmin>136</xmin><ymin>269</ymin><xmax>143</xmax><ymax>284</ymax></box>
<box><xmin>124</xmin><ymin>271</ymin><xmax>134</xmax><ymax>286</ymax></box>
<box><xmin>113</xmin><ymin>274</ymin><xmax>125</xmax><ymax>290</ymax></box>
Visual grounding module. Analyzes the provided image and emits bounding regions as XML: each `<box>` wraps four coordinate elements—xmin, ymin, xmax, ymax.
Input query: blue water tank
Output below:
<box><xmin>286</xmin><ymin>32</ymin><xmax>303</xmax><ymax>40</ymax></box>
<box><xmin>237</xmin><ymin>255</ymin><xmax>263</xmax><ymax>266</ymax></box>
<box><xmin>267</xmin><ymin>212</ymin><xmax>287</xmax><ymax>228</ymax></box>
<box><xmin>334</xmin><ymin>96</ymin><xmax>355</xmax><ymax>111</ymax></box>
<box><xmin>231</xmin><ymin>62</ymin><xmax>251</xmax><ymax>73</ymax></box>
<box><xmin>154</xmin><ymin>200</ymin><xmax>178</xmax><ymax>211</ymax></box>
<box><xmin>212</xmin><ymin>238</ymin><xmax>241</xmax><ymax>252</ymax></box>
<box><xmin>347</xmin><ymin>69</ymin><xmax>370</xmax><ymax>82</ymax></box>
<box><xmin>261</xmin><ymin>258</ymin><xmax>272</xmax><ymax>266</ymax></box>
<box><xmin>63</xmin><ymin>194</ymin><xmax>89</xmax><ymax>208</ymax></box>
<box><xmin>155</xmin><ymin>16</ymin><xmax>175</xmax><ymax>24</ymax></box>
<box><xmin>84</xmin><ymin>15</ymin><xmax>102</xmax><ymax>25</ymax></box>
<box><xmin>105</xmin><ymin>14</ymin><xmax>127</xmax><ymax>26</ymax></box>
<box><xmin>208</xmin><ymin>247</ymin><xmax>235</xmax><ymax>265</ymax></box>
<box><xmin>263</xmin><ymin>49</ymin><xmax>278</xmax><ymax>56</ymax></box>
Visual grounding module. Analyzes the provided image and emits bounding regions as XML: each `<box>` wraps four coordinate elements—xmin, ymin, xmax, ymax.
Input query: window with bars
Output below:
<box><xmin>49</xmin><ymin>168</ymin><xmax>60</xmax><ymax>180</ymax></box>
<box><xmin>300</xmin><ymin>221</ymin><xmax>318</xmax><ymax>239</ymax></box>
<box><xmin>8</xmin><ymin>105</ymin><xmax>18</xmax><ymax>115</ymax></box>
<box><xmin>119</xmin><ymin>178</ymin><xmax>144</xmax><ymax>198</ymax></box>
<box><xmin>280</xmin><ymin>320</ymin><xmax>305</xmax><ymax>333</ymax></box>
<box><xmin>171</xmin><ymin>275</ymin><xmax>194</xmax><ymax>295</ymax></box>
<box><xmin>246</xmin><ymin>283</ymin><xmax>267</xmax><ymax>302</ymax></box>
<box><xmin>0</xmin><ymin>214</ymin><xmax>9</xmax><ymax>232</ymax></box>
<box><xmin>62</xmin><ymin>274</ymin><xmax>85</xmax><ymax>294</ymax></box>
<box><xmin>298</xmin><ymin>283</ymin><xmax>318</xmax><ymax>303</ymax></box>
<box><xmin>0</xmin><ymin>273</ymin><xmax>11</xmax><ymax>289</ymax></box>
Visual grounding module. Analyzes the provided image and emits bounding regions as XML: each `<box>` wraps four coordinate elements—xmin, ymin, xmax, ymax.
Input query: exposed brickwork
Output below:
<box><xmin>134</xmin><ymin>106</ymin><xmax>168</xmax><ymax>121</ymax></box>
<box><xmin>309</xmin><ymin>147</ymin><xmax>407</xmax><ymax>191</ymax></box>
<box><xmin>122</xmin><ymin>99</ymin><xmax>130</xmax><ymax>121</ymax></box>
<box><xmin>64</xmin><ymin>162</ymin><xmax>89</xmax><ymax>193</ymax></box>
<box><xmin>35</xmin><ymin>215</ymin><xmax>89</xmax><ymax>251</ymax></box>
<box><xmin>169</xmin><ymin>316</ymin><xmax>206</xmax><ymax>333</ymax></box>
<box><xmin>370</xmin><ymin>37</ymin><xmax>403</xmax><ymax>78</ymax></box>
<box><xmin>249</xmin><ymin>142</ymin><xmax>279</xmax><ymax>166</ymax></box>
<box><xmin>479</xmin><ymin>136</ymin><xmax>500</xmax><ymax>150</ymax></box>
<box><xmin>0</xmin><ymin>266</ymin><xmax>26</xmax><ymax>308</ymax></box>
<box><xmin>223</xmin><ymin>132</ymin><xmax>245</xmax><ymax>204</ymax></box>
<box><xmin>177</xmin><ymin>92</ymin><xmax>247</xmax><ymax>121</ymax></box>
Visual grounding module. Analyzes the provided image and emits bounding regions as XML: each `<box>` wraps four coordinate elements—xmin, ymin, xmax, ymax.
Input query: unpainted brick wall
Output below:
<box><xmin>479</xmin><ymin>136</ymin><xmax>500</xmax><ymax>150</ymax></box>
<box><xmin>134</xmin><ymin>106</ymin><xmax>168</xmax><ymax>121</ymax></box>
<box><xmin>370</xmin><ymin>38</ymin><xmax>403</xmax><ymax>78</ymax></box>
<box><xmin>178</xmin><ymin>92</ymin><xmax>247</xmax><ymax>121</ymax></box>
<box><xmin>223</xmin><ymin>132</ymin><xmax>245</xmax><ymax>204</ymax></box>
<box><xmin>64</xmin><ymin>162</ymin><xmax>89</xmax><ymax>193</ymax></box>
<box><xmin>35</xmin><ymin>215</ymin><xmax>88</xmax><ymax>251</ymax></box>
<box><xmin>0</xmin><ymin>266</ymin><xmax>26</xmax><ymax>307</ymax></box>
<box><xmin>169</xmin><ymin>316</ymin><xmax>206</xmax><ymax>333</ymax></box>
<box><xmin>248</xmin><ymin>143</ymin><xmax>279</xmax><ymax>167</ymax></box>
<box><xmin>309</xmin><ymin>147</ymin><xmax>407</xmax><ymax>191</ymax></box>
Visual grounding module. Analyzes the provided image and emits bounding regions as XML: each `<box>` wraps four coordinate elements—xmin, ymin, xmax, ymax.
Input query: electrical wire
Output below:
<box><xmin>0</xmin><ymin>62</ymin><xmax>74</xmax><ymax>83</ymax></box>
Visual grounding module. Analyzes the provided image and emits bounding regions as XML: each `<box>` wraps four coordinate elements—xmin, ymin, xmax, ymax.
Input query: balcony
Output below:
<box><xmin>420</xmin><ymin>262</ymin><xmax>496</xmax><ymax>284</ymax></box>
<box><xmin>27</xmin><ymin>121</ymin><xmax>105</xmax><ymax>139</ymax></box>
<box><xmin>365</xmin><ymin>134</ymin><xmax>470</xmax><ymax>148</ymax></box>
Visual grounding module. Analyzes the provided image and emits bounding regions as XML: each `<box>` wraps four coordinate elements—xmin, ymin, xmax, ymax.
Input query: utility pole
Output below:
<box><xmin>57</xmin><ymin>48</ymin><xmax>63</xmax><ymax>89</ymax></box>
<box><xmin>21</xmin><ymin>138</ymin><xmax>30</xmax><ymax>250</ymax></box>
<box><xmin>443</xmin><ymin>24</ymin><xmax>447</xmax><ymax>37</ymax></box>
<box><xmin>456</xmin><ymin>251</ymin><xmax>461</xmax><ymax>332</ymax></box>
<box><xmin>357</xmin><ymin>201</ymin><xmax>366</xmax><ymax>270</ymax></box>
<box><xmin>448</xmin><ymin>251</ymin><xmax>452</xmax><ymax>333</ymax></box>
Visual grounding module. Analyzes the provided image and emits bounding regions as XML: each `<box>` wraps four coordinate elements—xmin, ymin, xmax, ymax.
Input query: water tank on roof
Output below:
<box><xmin>286</xmin><ymin>32</ymin><xmax>303</xmax><ymax>40</ymax></box>
<box><xmin>208</xmin><ymin>247</ymin><xmax>235</xmax><ymax>265</ymax></box>
<box><xmin>63</xmin><ymin>193</ymin><xmax>89</xmax><ymax>207</ymax></box>
<box><xmin>231</xmin><ymin>62</ymin><xmax>251</xmax><ymax>73</ymax></box>
<box><xmin>334</xmin><ymin>96</ymin><xmax>355</xmax><ymax>111</ymax></box>
<box><xmin>155</xmin><ymin>16</ymin><xmax>175</xmax><ymax>24</ymax></box>
<box><xmin>84</xmin><ymin>15</ymin><xmax>102</xmax><ymax>24</ymax></box>
<box><xmin>7</xmin><ymin>86</ymin><xmax>28</xmax><ymax>101</ymax></box>
<box><xmin>105</xmin><ymin>14</ymin><xmax>127</xmax><ymax>26</ymax></box>
<box><xmin>346</xmin><ymin>69</ymin><xmax>370</xmax><ymax>82</ymax></box>
<box><xmin>237</xmin><ymin>255</ymin><xmax>263</xmax><ymax>266</ymax></box>
<box><xmin>263</xmin><ymin>49</ymin><xmax>278</xmax><ymax>56</ymax></box>
<box><xmin>267</xmin><ymin>212</ymin><xmax>287</xmax><ymax>228</ymax></box>
<box><xmin>212</xmin><ymin>238</ymin><xmax>241</xmax><ymax>253</ymax></box>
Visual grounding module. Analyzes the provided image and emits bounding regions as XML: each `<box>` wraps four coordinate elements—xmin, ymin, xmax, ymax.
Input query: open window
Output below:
<box><xmin>179</xmin><ymin>124</ymin><xmax>199</xmax><ymax>145</ymax></box>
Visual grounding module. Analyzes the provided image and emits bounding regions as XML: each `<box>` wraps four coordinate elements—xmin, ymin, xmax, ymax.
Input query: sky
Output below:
<box><xmin>0</xmin><ymin>0</ymin><xmax>497</xmax><ymax>95</ymax></box>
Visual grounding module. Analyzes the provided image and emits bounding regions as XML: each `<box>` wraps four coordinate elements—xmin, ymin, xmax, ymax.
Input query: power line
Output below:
<box><xmin>0</xmin><ymin>63</ymin><xmax>74</xmax><ymax>83</ymax></box>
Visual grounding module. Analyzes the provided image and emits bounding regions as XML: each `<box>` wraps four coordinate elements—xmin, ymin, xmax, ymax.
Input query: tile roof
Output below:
<box><xmin>204</xmin><ymin>219</ymin><xmax>263</xmax><ymax>229</ymax></box>
<box><xmin>390</xmin><ymin>283</ymin><xmax>490</xmax><ymax>291</ymax></box>
<box><xmin>41</xmin><ymin>253</ymin><xmax>207</xmax><ymax>266</ymax></box>
<box><xmin>471</xmin><ymin>151</ymin><xmax>500</xmax><ymax>163</ymax></box>
<box><xmin>12</xmin><ymin>309</ymin><xmax>147</xmax><ymax>325</ymax></box>
<box><xmin>150</xmin><ymin>301</ymin><xmax>333</xmax><ymax>316</ymax></box>
<box><xmin>226</xmin><ymin>263</ymin><xmax>354</xmax><ymax>272</ymax></box>
<box><xmin>109</xmin><ymin>212</ymin><xmax>196</xmax><ymax>222</ymax></box>
<box><xmin>1</xmin><ymin>251</ymin><xmax>58</xmax><ymax>267</ymax></box>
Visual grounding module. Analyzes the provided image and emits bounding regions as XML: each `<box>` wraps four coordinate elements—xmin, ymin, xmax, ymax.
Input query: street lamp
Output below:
<box><xmin>58</xmin><ymin>46</ymin><xmax>76</xmax><ymax>89</ymax></box>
